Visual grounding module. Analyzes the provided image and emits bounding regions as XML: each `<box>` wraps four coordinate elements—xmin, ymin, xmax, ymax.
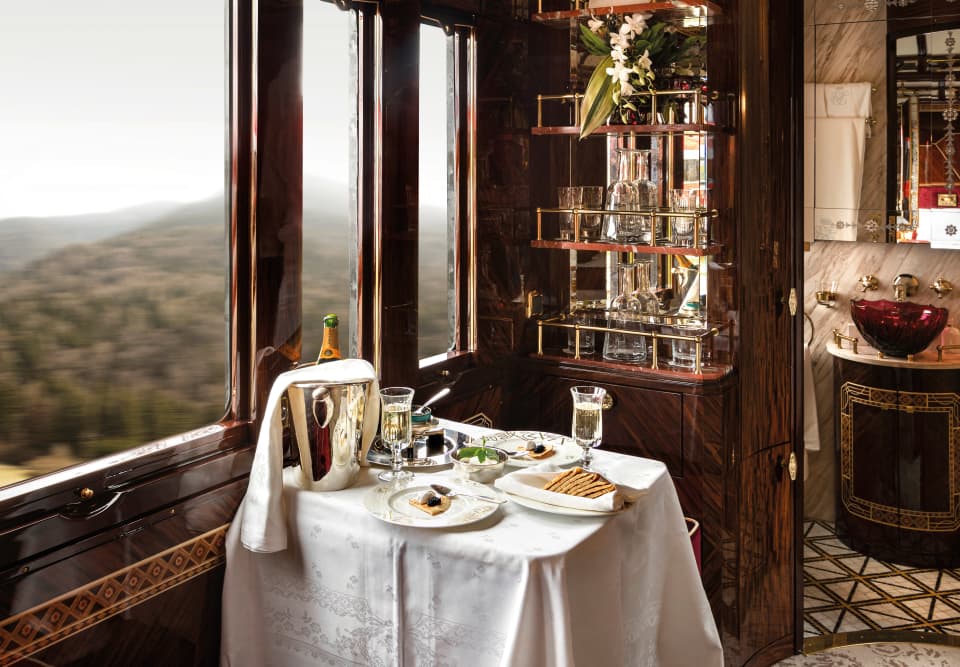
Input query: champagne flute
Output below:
<box><xmin>377</xmin><ymin>387</ymin><xmax>415</xmax><ymax>484</ymax></box>
<box><xmin>570</xmin><ymin>385</ymin><xmax>605</xmax><ymax>470</ymax></box>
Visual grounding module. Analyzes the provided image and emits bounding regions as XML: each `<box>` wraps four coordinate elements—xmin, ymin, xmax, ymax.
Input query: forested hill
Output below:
<box><xmin>0</xmin><ymin>194</ymin><xmax>443</xmax><ymax>475</ymax></box>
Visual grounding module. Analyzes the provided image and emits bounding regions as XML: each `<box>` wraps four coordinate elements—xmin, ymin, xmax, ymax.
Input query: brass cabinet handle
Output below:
<box><xmin>602</xmin><ymin>394</ymin><xmax>614</xmax><ymax>410</ymax></box>
<box><xmin>79</xmin><ymin>487</ymin><xmax>95</xmax><ymax>500</ymax></box>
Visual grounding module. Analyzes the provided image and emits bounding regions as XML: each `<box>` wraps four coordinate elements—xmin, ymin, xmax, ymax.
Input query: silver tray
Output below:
<box><xmin>366</xmin><ymin>428</ymin><xmax>471</xmax><ymax>470</ymax></box>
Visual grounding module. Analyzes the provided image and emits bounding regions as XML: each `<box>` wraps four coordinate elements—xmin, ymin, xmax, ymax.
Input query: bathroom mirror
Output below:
<box><xmin>891</xmin><ymin>27</ymin><xmax>960</xmax><ymax>248</ymax></box>
<box><xmin>807</xmin><ymin>3</ymin><xmax>960</xmax><ymax>247</ymax></box>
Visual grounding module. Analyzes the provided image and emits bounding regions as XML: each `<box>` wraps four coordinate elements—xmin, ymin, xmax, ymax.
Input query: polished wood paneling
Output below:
<box><xmin>0</xmin><ymin>473</ymin><xmax>242</xmax><ymax>666</ymax></box>
<box><xmin>735</xmin><ymin>443</ymin><xmax>795</xmax><ymax>667</ymax></box>
<box><xmin>254</xmin><ymin>0</ymin><xmax>304</xmax><ymax>388</ymax></box>
<box><xmin>22</xmin><ymin>567</ymin><xmax>224</xmax><ymax>667</ymax></box>
<box><xmin>379</xmin><ymin>1</ymin><xmax>422</xmax><ymax>386</ymax></box>
<box><xmin>731</xmin><ymin>0</ymin><xmax>802</xmax><ymax>660</ymax></box>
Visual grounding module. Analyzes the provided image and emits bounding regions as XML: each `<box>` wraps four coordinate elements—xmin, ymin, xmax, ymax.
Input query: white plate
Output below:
<box><xmin>502</xmin><ymin>491</ymin><xmax>624</xmax><ymax>517</ymax></box>
<box><xmin>480</xmin><ymin>431</ymin><xmax>583</xmax><ymax>468</ymax></box>
<box><xmin>363</xmin><ymin>484</ymin><xmax>499</xmax><ymax>528</ymax></box>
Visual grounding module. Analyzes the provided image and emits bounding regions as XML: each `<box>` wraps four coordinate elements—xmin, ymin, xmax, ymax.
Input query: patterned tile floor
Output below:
<box><xmin>804</xmin><ymin>520</ymin><xmax>960</xmax><ymax>638</ymax></box>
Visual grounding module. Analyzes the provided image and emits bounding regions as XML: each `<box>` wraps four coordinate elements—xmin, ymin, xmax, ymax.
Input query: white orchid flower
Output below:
<box><xmin>587</xmin><ymin>17</ymin><xmax>604</xmax><ymax>33</ymax></box>
<box><xmin>610</xmin><ymin>44</ymin><xmax>627</xmax><ymax>64</ymax></box>
<box><xmin>623</xmin><ymin>13</ymin><xmax>647</xmax><ymax>35</ymax></box>
<box><xmin>606</xmin><ymin>60</ymin><xmax>636</xmax><ymax>96</ymax></box>
<box><xmin>618</xmin><ymin>21</ymin><xmax>636</xmax><ymax>40</ymax></box>
<box><xmin>609</xmin><ymin>32</ymin><xmax>629</xmax><ymax>49</ymax></box>
<box><xmin>637</xmin><ymin>49</ymin><xmax>653</xmax><ymax>72</ymax></box>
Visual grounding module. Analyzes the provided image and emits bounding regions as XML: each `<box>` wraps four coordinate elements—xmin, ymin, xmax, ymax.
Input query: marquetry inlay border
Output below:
<box><xmin>840</xmin><ymin>382</ymin><xmax>960</xmax><ymax>531</ymax></box>
<box><xmin>0</xmin><ymin>524</ymin><xmax>229</xmax><ymax>666</ymax></box>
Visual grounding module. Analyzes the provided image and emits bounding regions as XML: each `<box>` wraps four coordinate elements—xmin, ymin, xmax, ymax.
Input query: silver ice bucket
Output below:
<box><xmin>284</xmin><ymin>378</ymin><xmax>372</xmax><ymax>491</ymax></box>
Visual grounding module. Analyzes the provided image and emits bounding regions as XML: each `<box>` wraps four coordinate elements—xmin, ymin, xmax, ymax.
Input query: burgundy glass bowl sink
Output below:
<box><xmin>849</xmin><ymin>299</ymin><xmax>948</xmax><ymax>357</ymax></box>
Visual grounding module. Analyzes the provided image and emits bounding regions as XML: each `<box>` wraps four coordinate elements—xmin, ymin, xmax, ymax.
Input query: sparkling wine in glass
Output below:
<box><xmin>571</xmin><ymin>385</ymin><xmax>605</xmax><ymax>470</ymax></box>
<box><xmin>378</xmin><ymin>387</ymin><xmax>415</xmax><ymax>484</ymax></box>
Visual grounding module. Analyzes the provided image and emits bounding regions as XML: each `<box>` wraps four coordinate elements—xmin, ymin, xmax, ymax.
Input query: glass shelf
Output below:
<box><xmin>535</xmin><ymin>206</ymin><xmax>721</xmax><ymax>255</ymax></box>
<box><xmin>533</xmin><ymin>316</ymin><xmax>733</xmax><ymax>379</ymax></box>
<box><xmin>532</xmin><ymin>123</ymin><xmax>722</xmax><ymax>136</ymax></box>
<box><xmin>532</xmin><ymin>239</ymin><xmax>721</xmax><ymax>256</ymax></box>
<box><xmin>532</xmin><ymin>2</ymin><xmax>720</xmax><ymax>27</ymax></box>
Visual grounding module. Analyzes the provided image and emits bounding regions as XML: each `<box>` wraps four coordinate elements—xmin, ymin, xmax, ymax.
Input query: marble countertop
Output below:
<box><xmin>826</xmin><ymin>341</ymin><xmax>960</xmax><ymax>369</ymax></box>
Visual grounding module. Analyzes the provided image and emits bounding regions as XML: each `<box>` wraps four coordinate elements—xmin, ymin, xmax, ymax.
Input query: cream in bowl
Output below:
<box><xmin>450</xmin><ymin>445</ymin><xmax>508</xmax><ymax>484</ymax></box>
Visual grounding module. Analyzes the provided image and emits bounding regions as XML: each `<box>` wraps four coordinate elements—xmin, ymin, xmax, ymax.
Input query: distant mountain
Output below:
<box><xmin>0</xmin><ymin>189</ymin><xmax>450</xmax><ymax>469</ymax></box>
<box><xmin>0</xmin><ymin>202</ymin><xmax>184</xmax><ymax>273</ymax></box>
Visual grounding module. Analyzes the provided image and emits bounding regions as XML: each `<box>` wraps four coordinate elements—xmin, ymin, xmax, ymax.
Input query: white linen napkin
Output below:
<box><xmin>494</xmin><ymin>462</ymin><xmax>649</xmax><ymax>512</ymax></box>
<box><xmin>240</xmin><ymin>358</ymin><xmax>379</xmax><ymax>553</ymax></box>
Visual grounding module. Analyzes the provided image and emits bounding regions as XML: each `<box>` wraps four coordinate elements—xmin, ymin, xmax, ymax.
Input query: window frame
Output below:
<box><xmin>0</xmin><ymin>0</ymin><xmax>250</xmax><ymax>517</ymax></box>
<box><xmin>0</xmin><ymin>0</ymin><xmax>374</xmax><ymax>568</ymax></box>
<box><xmin>376</xmin><ymin>7</ymin><xmax>477</xmax><ymax>386</ymax></box>
<box><xmin>0</xmin><ymin>0</ymin><xmax>475</xmax><ymax>567</ymax></box>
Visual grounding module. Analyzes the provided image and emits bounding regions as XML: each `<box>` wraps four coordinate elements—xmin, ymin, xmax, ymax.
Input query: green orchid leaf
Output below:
<box><xmin>580</xmin><ymin>55</ymin><xmax>616</xmax><ymax>140</ymax></box>
<box><xmin>579</xmin><ymin>24</ymin><xmax>610</xmax><ymax>57</ymax></box>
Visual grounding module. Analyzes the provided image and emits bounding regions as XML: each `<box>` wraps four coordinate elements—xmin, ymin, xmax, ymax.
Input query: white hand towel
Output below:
<box><xmin>821</xmin><ymin>82</ymin><xmax>872</xmax><ymax>120</ymax></box>
<box><xmin>240</xmin><ymin>358</ymin><xmax>379</xmax><ymax>553</ymax></box>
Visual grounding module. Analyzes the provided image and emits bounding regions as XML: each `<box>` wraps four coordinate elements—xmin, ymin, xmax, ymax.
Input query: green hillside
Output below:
<box><xmin>0</xmin><ymin>196</ymin><xmax>450</xmax><ymax>478</ymax></box>
<box><xmin>0</xmin><ymin>202</ymin><xmax>229</xmax><ymax>466</ymax></box>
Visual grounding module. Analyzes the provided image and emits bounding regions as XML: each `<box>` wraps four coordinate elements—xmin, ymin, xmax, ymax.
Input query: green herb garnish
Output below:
<box><xmin>457</xmin><ymin>445</ymin><xmax>499</xmax><ymax>462</ymax></box>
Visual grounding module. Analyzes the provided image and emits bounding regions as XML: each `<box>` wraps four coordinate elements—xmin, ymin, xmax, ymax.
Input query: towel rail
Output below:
<box><xmin>803</xmin><ymin>311</ymin><xmax>814</xmax><ymax>346</ymax></box>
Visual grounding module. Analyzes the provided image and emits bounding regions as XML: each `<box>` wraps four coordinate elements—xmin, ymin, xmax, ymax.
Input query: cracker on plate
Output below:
<box><xmin>408</xmin><ymin>494</ymin><xmax>452</xmax><ymax>516</ymax></box>
<box><xmin>543</xmin><ymin>467</ymin><xmax>616</xmax><ymax>498</ymax></box>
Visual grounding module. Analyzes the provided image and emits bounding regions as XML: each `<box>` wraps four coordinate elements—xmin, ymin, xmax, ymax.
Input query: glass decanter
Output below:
<box><xmin>630</xmin><ymin>260</ymin><xmax>661</xmax><ymax>316</ymax></box>
<box><xmin>603</xmin><ymin>262</ymin><xmax>646</xmax><ymax>362</ymax></box>
<box><xmin>631</xmin><ymin>150</ymin><xmax>659</xmax><ymax>244</ymax></box>
<box><xmin>602</xmin><ymin>149</ymin><xmax>641</xmax><ymax>242</ymax></box>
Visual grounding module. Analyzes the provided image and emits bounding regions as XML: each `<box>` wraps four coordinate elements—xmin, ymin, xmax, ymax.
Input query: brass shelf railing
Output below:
<box><xmin>535</xmin><ymin>88</ymin><xmax>718</xmax><ymax>130</ymax></box>
<box><xmin>535</xmin><ymin>206</ymin><xmax>720</xmax><ymax>254</ymax></box>
<box><xmin>532</xmin><ymin>2</ymin><xmax>719</xmax><ymax>27</ymax></box>
<box><xmin>536</xmin><ymin>316</ymin><xmax>730</xmax><ymax>375</ymax></box>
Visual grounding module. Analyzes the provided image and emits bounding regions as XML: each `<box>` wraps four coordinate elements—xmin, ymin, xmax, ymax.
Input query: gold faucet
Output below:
<box><xmin>857</xmin><ymin>275</ymin><xmax>879</xmax><ymax>292</ymax></box>
<box><xmin>930</xmin><ymin>276</ymin><xmax>953</xmax><ymax>299</ymax></box>
<box><xmin>892</xmin><ymin>274</ymin><xmax>919</xmax><ymax>302</ymax></box>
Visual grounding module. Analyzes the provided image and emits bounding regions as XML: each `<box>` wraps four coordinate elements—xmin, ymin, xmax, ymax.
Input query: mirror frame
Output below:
<box><xmin>886</xmin><ymin>16</ymin><xmax>960</xmax><ymax>243</ymax></box>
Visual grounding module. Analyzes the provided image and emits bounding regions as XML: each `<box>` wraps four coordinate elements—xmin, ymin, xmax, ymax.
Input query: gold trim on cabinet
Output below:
<box><xmin>0</xmin><ymin>524</ymin><xmax>229</xmax><ymax>666</ymax></box>
<box><xmin>839</xmin><ymin>382</ymin><xmax>960</xmax><ymax>531</ymax></box>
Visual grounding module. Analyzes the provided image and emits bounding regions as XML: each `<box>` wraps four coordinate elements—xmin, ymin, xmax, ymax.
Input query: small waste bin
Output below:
<box><xmin>686</xmin><ymin>517</ymin><xmax>702</xmax><ymax>574</ymax></box>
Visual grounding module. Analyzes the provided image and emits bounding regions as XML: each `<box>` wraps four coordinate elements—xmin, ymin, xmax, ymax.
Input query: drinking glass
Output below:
<box><xmin>377</xmin><ymin>386</ymin><xmax>415</xmax><ymax>483</ymax></box>
<box><xmin>565</xmin><ymin>309</ymin><xmax>596</xmax><ymax>357</ymax></box>
<box><xmin>557</xmin><ymin>186</ymin><xmax>580</xmax><ymax>240</ymax></box>
<box><xmin>570</xmin><ymin>385</ymin><xmax>605</xmax><ymax>470</ymax></box>
<box><xmin>579</xmin><ymin>186</ymin><xmax>605</xmax><ymax>240</ymax></box>
<box><xmin>670</xmin><ymin>188</ymin><xmax>693</xmax><ymax>247</ymax></box>
<box><xmin>670</xmin><ymin>321</ymin><xmax>709</xmax><ymax>369</ymax></box>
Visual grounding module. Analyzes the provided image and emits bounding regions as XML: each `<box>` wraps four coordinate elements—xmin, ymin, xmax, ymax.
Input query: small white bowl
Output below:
<box><xmin>450</xmin><ymin>446</ymin><xmax>508</xmax><ymax>484</ymax></box>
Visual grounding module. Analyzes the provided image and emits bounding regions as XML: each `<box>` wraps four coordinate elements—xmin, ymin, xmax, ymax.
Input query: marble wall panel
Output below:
<box><xmin>803</xmin><ymin>240</ymin><xmax>960</xmax><ymax>521</ymax></box>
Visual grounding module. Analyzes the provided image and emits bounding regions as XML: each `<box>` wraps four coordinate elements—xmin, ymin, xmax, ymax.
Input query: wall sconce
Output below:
<box><xmin>816</xmin><ymin>279</ymin><xmax>839</xmax><ymax>307</ymax></box>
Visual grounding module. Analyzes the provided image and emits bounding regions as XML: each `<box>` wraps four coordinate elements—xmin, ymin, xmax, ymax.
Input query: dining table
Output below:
<box><xmin>220</xmin><ymin>421</ymin><xmax>723</xmax><ymax>666</ymax></box>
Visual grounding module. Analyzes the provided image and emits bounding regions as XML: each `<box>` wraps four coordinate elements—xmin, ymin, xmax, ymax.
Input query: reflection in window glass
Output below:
<box><xmin>303</xmin><ymin>3</ymin><xmax>359</xmax><ymax>360</ymax></box>
<box><xmin>419</xmin><ymin>24</ymin><xmax>455</xmax><ymax>361</ymax></box>
<box><xmin>0</xmin><ymin>0</ymin><xmax>227</xmax><ymax>486</ymax></box>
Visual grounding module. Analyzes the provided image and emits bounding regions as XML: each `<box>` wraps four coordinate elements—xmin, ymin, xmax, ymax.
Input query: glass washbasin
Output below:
<box><xmin>850</xmin><ymin>299</ymin><xmax>948</xmax><ymax>357</ymax></box>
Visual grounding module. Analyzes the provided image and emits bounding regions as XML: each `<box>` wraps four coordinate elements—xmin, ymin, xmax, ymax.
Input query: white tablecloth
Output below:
<box><xmin>221</xmin><ymin>437</ymin><xmax>722</xmax><ymax>666</ymax></box>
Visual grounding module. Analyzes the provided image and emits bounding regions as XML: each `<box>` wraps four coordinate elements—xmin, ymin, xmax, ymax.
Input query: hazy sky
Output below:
<box><xmin>1</xmin><ymin>1</ymin><xmax>448</xmax><ymax>219</ymax></box>
<box><xmin>0</xmin><ymin>0</ymin><xmax>225</xmax><ymax>218</ymax></box>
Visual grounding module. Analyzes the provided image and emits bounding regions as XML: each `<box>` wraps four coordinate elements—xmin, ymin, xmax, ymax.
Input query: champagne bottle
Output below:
<box><xmin>317</xmin><ymin>314</ymin><xmax>342</xmax><ymax>363</ymax></box>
